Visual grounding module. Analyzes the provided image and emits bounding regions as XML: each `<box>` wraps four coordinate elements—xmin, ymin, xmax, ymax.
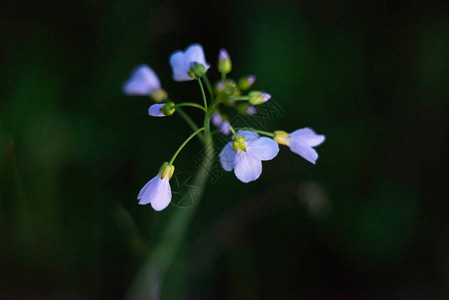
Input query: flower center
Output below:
<box><xmin>233</xmin><ymin>136</ymin><xmax>247</xmax><ymax>152</ymax></box>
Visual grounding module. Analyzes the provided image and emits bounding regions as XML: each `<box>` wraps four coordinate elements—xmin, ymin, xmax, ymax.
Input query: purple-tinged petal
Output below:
<box><xmin>169</xmin><ymin>51</ymin><xmax>192</xmax><ymax>81</ymax></box>
<box><xmin>219</xmin><ymin>121</ymin><xmax>231</xmax><ymax>135</ymax></box>
<box><xmin>219</xmin><ymin>142</ymin><xmax>236</xmax><ymax>171</ymax></box>
<box><xmin>288</xmin><ymin>140</ymin><xmax>319</xmax><ymax>164</ymax></box>
<box><xmin>234</xmin><ymin>151</ymin><xmax>262</xmax><ymax>183</ymax></box>
<box><xmin>123</xmin><ymin>65</ymin><xmax>161</xmax><ymax>95</ymax></box>
<box><xmin>184</xmin><ymin>43</ymin><xmax>210</xmax><ymax>70</ymax></box>
<box><xmin>290</xmin><ymin>127</ymin><xmax>325</xmax><ymax>147</ymax></box>
<box><xmin>148</xmin><ymin>104</ymin><xmax>166</xmax><ymax>117</ymax></box>
<box><xmin>260</xmin><ymin>92</ymin><xmax>271</xmax><ymax>103</ymax></box>
<box><xmin>137</xmin><ymin>175</ymin><xmax>158</xmax><ymax>202</ymax></box>
<box><xmin>246</xmin><ymin>105</ymin><xmax>257</xmax><ymax>115</ymax></box>
<box><xmin>211</xmin><ymin>113</ymin><xmax>223</xmax><ymax>127</ymax></box>
<box><xmin>247</xmin><ymin>137</ymin><xmax>279</xmax><ymax>161</ymax></box>
<box><xmin>235</xmin><ymin>130</ymin><xmax>259</xmax><ymax>142</ymax></box>
<box><xmin>219</xmin><ymin>48</ymin><xmax>230</xmax><ymax>60</ymax></box>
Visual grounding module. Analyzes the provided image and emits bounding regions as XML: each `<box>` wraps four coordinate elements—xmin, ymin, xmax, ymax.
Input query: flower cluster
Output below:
<box><xmin>123</xmin><ymin>43</ymin><xmax>325</xmax><ymax>211</ymax></box>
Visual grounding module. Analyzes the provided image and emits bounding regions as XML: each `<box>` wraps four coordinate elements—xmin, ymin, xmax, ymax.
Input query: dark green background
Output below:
<box><xmin>1</xmin><ymin>0</ymin><xmax>449</xmax><ymax>299</ymax></box>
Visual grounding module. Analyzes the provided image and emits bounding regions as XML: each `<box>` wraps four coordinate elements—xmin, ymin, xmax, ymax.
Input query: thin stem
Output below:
<box><xmin>221</xmin><ymin>72</ymin><xmax>226</xmax><ymax>81</ymax></box>
<box><xmin>236</xmin><ymin>128</ymin><xmax>275</xmax><ymax>137</ymax></box>
<box><xmin>202</xmin><ymin>75</ymin><xmax>215</xmax><ymax>102</ymax></box>
<box><xmin>197</xmin><ymin>79</ymin><xmax>208</xmax><ymax>110</ymax></box>
<box><xmin>175</xmin><ymin>102</ymin><xmax>206</xmax><ymax>112</ymax></box>
<box><xmin>231</xmin><ymin>96</ymin><xmax>250</xmax><ymax>101</ymax></box>
<box><xmin>169</xmin><ymin>127</ymin><xmax>205</xmax><ymax>165</ymax></box>
<box><xmin>229</xmin><ymin>124</ymin><xmax>237</xmax><ymax>138</ymax></box>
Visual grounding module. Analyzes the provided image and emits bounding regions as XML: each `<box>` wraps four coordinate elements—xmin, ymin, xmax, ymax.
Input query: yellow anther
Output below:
<box><xmin>233</xmin><ymin>136</ymin><xmax>247</xmax><ymax>152</ymax></box>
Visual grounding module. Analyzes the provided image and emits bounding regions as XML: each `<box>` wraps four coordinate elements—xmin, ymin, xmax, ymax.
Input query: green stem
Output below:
<box><xmin>231</xmin><ymin>96</ymin><xmax>250</xmax><ymax>101</ymax></box>
<box><xmin>169</xmin><ymin>127</ymin><xmax>205</xmax><ymax>165</ymax></box>
<box><xmin>175</xmin><ymin>102</ymin><xmax>206</xmax><ymax>112</ymax></box>
<box><xmin>236</xmin><ymin>128</ymin><xmax>275</xmax><ymax>137</ymax></box>
<box><xmin>202</xmin><ymin>75</ymin><xmax>215</xmax><ymax>102</ymax></box>
<box><xmin>197</xmin><ymin>79</ymin><xmax>208</xmax><ymax>110</ymax></box>
<box><xmin>221</xmin><ymin>72</ymin><xmax>226</xmax><ymax>81</ymax></box>
<box><xmin>229</xmin><ymin>124</ymin><xmax>237</xmax><ymax>138</ymax></box>
<box><xmin>175</xmin><ymin>108</ymin><xmax>205</xmax><ymax>143</ymax></box>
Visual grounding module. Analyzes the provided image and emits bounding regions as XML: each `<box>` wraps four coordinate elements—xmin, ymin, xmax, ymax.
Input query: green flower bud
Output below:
<box><xmin>159</xmin><ymin>162</ymin><xmax>175</xmax><ymax>180</ymax></box>
<box><xmin>218</xmin><ymin>49</ymin><xmax>232</xmax><ymax>74</ymax></box>
<box><xmin>160</xmin><ymin>102</ymin><xmax>176</xmax><ymax>116</ymax></box>
<box><xmin>249</xmin><ymin>91</ymin><xmax>271</xmax><ymax>105</ymax></box>
<box><xmin>238</xmin><ymin>75</ymin><xmax>256</xmax><ymax>90</ymax></box>
<box><xmin>274</xmin><ymin>130</ymin><xmax>290</xmax><ymax>145</ymax></box>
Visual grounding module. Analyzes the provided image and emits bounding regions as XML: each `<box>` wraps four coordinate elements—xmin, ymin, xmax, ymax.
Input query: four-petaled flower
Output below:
<box><xmin>123</xmin><ymin>64</ymin><xmax>161</xmax><ymax>95</ymax></box>
<box><xmin>220</xmin><ymin>131</ymin><xmax>279</xmax><ymax>183</ymax></box>
<box><xmin>169</xmin><ymin>44</ymin><xmax>210</xmax><ymax>81</ymax></box>
<box><xmin>274</xmin><ymin>128</ymin><xmax>325</xmax><ymax>164</ymax></box>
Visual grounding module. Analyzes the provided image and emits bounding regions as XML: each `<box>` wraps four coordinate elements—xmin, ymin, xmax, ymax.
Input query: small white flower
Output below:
<box><xmin>274</xmin><ymin>128</ymin><xmax>325</xmax><ymax>164</ymax></box>
<box><xmin>169</xmin><ymin>43</ymin><xmax>210</xmax><ymax>81</ymax></box>
<box><xmin>123</xmin><ymin>65</ymin><xmax>161</xmax><ymax>95</ymax></box>
<box><xmin>137</xmin><ymin>163</ymin><xmax>174</xmax><ymax>211</ymax></box>
<box><xmin>219</xmin><ymin>131</ymin><xmax>279</xmax><ymax>183</ymax></box>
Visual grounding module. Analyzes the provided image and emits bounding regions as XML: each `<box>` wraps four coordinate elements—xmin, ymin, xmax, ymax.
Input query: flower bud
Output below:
<box><xmin>233</xmin><ymin>135</ymin><xmax>247</xmax><ymax>152</ymax></box>
<box><xmin>188</xmin><ymin>62</ymin><xmax>207</xmax><ymax>79</ymax></box>
<box><xmin>249</xmin><ymin>91</ymin><xmax>271</xmax><ymax>105</ymax></box>
<box><xmin>150</xmin><ymin>88</ymin><xmax>168</xmax><ymax>103</ymax></box>
<box><xmin>160</xmin><ymin>102</ymin><xmax>176</xmax><ymax>116</ymax></box>
<box><xmin>218</xmin><ymin>49</ymin><xmax>232</xmax><ymax>74</ymax></box>
<box><xmin>238</xmin><ymin>75</ymin><xmax>256</xmax><ymax>90</ymax></box>
<box><xmin>273</xmin><ymin>130</ymin><xmax>290</xmax><ymax>145</ymax></box>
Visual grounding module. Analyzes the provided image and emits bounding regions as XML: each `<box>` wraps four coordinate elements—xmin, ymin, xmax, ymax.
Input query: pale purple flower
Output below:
<box><xmin>211</xmin><ymin>113</ymin><xmax>223</xmax><ymax>127</ymax></box>
<box><xmin>137</xmin><ymin>174</ymin><xmax>172</xmax><ymax>211</ymax></box>
<box><xmin>246</xmin><ymin>105</ymin><xmax>257</xmax><ymax>115</ymax></box>
<box><xmin>169</xmin><ymin>43</ymin><xmax>210</xmax><ymax>81</ymax></box>
<box><xmin>275</xmin><ymin>128</ymin><xmax>325</xmax><ymax>164</ymax></box>
<box><xmin>148</xmin><ymin>104</ymin><xmax>166</xmax><ymax>117</ymax></box>
<box><xmin>219</xmin><ymin>120</ymin><xmax>231</xmax><ymax>135</ymax></box>
<box><xmin>123</xmin><ymin>64</ymin><xmax>161</xmax><ymax>95</ymax></box>
<box><xmin>219</xmin><ymin>131</ymin><xmax>279</xmax><ymax>183</ymax></box>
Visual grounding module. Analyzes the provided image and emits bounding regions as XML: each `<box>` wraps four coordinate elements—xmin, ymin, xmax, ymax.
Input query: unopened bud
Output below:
<box><xmin>249</xmin><ymin>91</ymin><xmax>271</xmax><ymax>105</ymax></box>
<box><xmin>218</xmin><ymin>49</ymin><xmax>232</xmax><ymax>74</ymax></box>
<box><xmin>238</xmin><ymin>75</ymin><xmax>256</xmax><ymax>90</ymax></box>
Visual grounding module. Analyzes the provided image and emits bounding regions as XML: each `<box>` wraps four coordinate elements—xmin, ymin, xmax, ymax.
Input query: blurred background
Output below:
<box><xmin>1</xmin><ymin>0</ymin><xmax>449</xmax><ymax>299</ymax></box>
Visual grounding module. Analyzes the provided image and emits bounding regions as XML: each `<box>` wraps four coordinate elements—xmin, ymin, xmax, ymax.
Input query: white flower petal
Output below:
<box><xmin>150</xmin><ymin>178</ymin><xmax>172</xmax><ymax>211</ymax></box>
<box><xmin>290</xmin><ymin>127</ymin><xmax>325</xmax><ymax>147</ymax></box>
<box><xmin>137</xmin><ymin>175</ymin><xmax>158</xmax><ymax>202</ymax></box>
<box><xmin>219</xmin><ymin>142</ymin><xmax>236</xmax><ymax>171</ymax></box>
<box><xmin>234</xmin><ymin>151</ymin><xmax>262</xmax><ymax>183</ymax></box>
<box><xmin>247</xmin><ymin>137</ymin><xmax>279</xmax><ymax>161</ymax></box>
<box><xmin>289</xmin><ymin>140</ymin><xmax>319</xmax><ymax>164</ymax></box>
<box><xmin>185</xmin><ymin>44</ymin><xmax>210</xmax><ymax>70</ymax></box>
<box><xmin>235</xmin><ymin>130</ymin><xmax>259</xmax><ymax>142</ymax></box>
<box><xmin>123</xmin><ymin>65</ymin><xmax>160</xmax><ymax>95</ymax></box>
<box><xmin>148</xmin><ymin>104</ymin><xmax>166</xmax><ymax>117</ymax></box>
